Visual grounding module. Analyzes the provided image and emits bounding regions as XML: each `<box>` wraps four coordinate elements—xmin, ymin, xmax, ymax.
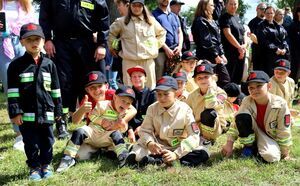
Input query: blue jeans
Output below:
<box><xmin>106</xmin><ymin>69</ymin><xmax>118</xmax><ymax>90</ymax></box>
<box><xmin>0</xmin><ymin>36</ymin><xmax>25</xmax><ymax>93</ymax></box>
<box><xmin>0</xmin><ymin>36</ymin><xmax>25</xmax><ymax>134</ymax></box>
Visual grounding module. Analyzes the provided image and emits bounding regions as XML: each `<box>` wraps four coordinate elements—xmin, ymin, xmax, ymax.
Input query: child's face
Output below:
<box><xmin>181</xmin><ymin>59</ymin><xmax>197</xmax><ymax>73</ymax></box>
<box><xmin>85</xmin><ymin>83</ymin><xmax>107</xmax><ymax>101</ymax></box>
<box><xmin>274</xmin><ymin>69</ymin><xmax>290</xmax><ymax>83</ymax></box>
<box><xmin>194</xmin><ymin>73</ymin><xmax>213</xmax><ymax>88</ymax></box>
<box><xmin>21</xmin><ymin>36</ymin><xmax>44</xmax><ymax>55</ymax></box>
<box><xmin>113</xmin><ymin>95</ymin><xmax>134</xmax><ymax>113</ymax></box>
<box><xmin>116</xmin><ymin>2</ymin><xmax>128</xmax><ymax>16</ymax></box>
<box><xmin>131</xmin><ymin>2</ymin><xmax>143</xmax><ymax>16</ymax></box>
<box><xmin>156</xmin><ymin>89</ymin><xmax>176</xmax><ymax>108</ymax></box>
<box><xmin>248</xmin><ymin>82</ymin><xmax>269</xmax><ymax>100</ymax></box>
<box><xmin>130</xmin><ymin>71</ymin><xmax>146</xmax><ymax>88</ymax></box>
<box><xmin>176</xmin><ymin>80</ymin><xmax>185</xmax><ymax>91</ymax></box>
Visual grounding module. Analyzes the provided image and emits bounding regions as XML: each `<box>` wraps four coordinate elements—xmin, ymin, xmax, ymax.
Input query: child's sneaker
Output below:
<box><xmin>118</xmin><ymin>152</ymin><xmax>129</xmax><ymax>168</ymax></box>
<box><xmin>56</xmin><ymin>155</ymin><xmax>76</xmax><ymax>172</ymax></box>
<box><xmin>29</xmin><ymin>167</ymin><xmax>42</xmax><ymax>181</ymax></box>
<box><xmin>139</xmin><ymin>155</ymin><xmax>164</xmax><ymax>167</ymax></box>
<box><xmin>13</xmin><ymin>135</ymin><xmax>24</xmax><ymax>152</ymax></box>
<box><xmin>241</xmin><ymin>146</ymin><xmax>253</xmax><ymax>158</ymax></box>
<box><xmin>42</xmin><ymin>165</ymin><xmax>53</xmax><ymax>179</ymax></box>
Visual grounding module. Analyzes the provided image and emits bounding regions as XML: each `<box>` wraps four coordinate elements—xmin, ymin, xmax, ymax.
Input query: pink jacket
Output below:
<box><xmin>1</xmin><ymin>0</ymin><xmax>36</xmax><ymax>59</ymax></box>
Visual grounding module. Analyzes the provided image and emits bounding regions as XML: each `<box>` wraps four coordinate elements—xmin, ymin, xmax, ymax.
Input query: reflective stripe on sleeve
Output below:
<box><xmin>239</xmin><ymin>133</ymin><xmax>255</xmax><ymax>145</ymax></box>
<box><xmin>7</xmin><ymin>88</ymin><xmax>20</xmax><ymax>98</ymax></box>
<box><xmin>51</xmin><ymin>89</ymin><xmax>61</xmax><ymax>98</ymax></box>
<box><xmin>46</xmin><ymin>112</ymin><xmax>54</xmax><ymax>121</ymax></box>
<box><xmin>22</xmin><ymin>113</ymin><xmax>35</xmax><ymax>122</ymax></box>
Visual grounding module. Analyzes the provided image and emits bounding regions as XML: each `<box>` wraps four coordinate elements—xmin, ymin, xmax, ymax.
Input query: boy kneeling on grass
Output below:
<box><xmin>56</xmin><ymin>74</ymin><xmax>137</xmax><ymax>172</ymax></box>
<box><xmin>222</xmin><ymin>71</ymin><xmax>293</xmax><ymax>162</ymax></box>
<box><xmin>7</xmin><ymin>23</ymin><xmax>63</xmax><ymax>181</ymax></box>
<box><xmin>127</xmin><ymin>76</ymin><xmax>209</xmax><ymax>167</ymax></box>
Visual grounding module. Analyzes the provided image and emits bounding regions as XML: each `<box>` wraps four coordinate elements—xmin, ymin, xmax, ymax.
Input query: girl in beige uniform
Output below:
<box><xmin>108</xmin><ymin>0</ymin><xmax>166</xmax><ymax>89</ymax></box>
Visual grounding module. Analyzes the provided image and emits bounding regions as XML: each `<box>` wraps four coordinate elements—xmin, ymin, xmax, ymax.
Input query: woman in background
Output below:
<box><xmin>0</xmin><ymin>0</ymin><xmax>36</xmax><ymax>151</ymax></box>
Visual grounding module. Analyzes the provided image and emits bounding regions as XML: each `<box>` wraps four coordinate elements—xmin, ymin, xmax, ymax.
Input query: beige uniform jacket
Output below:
<box><xmin>228</xmin><ymin>94</ymin><xmax>292</xmax><ymax>151</ymax></box>
<box><xmin>89</xmin><ymin>100</ymin><xmax>137</xmax><ymax>133</ymax></box>
<box><xmin>137</xmin><ymin>100</ymin><xmax>200</xmax><ymax>159</ymax></box>
<box><xmin>108</xmin><ymin>15</ymin><xmax>166</xmax><ymax>61</ymax></box>
<box><xmin>269</xmin><ymin>76</ymin><xmax>295</xmax><ymax>108</ymax></box>
<box><xmin>185</xmin><ymin>85</ymin><xmax>227</xmax><ymax>140</ymax></box>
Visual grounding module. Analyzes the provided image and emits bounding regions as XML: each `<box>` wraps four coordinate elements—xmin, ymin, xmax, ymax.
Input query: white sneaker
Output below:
<box><xmin>13</xmin><ymin>135</ymin><xmax>24</xmax><ymax>152</ymax></box>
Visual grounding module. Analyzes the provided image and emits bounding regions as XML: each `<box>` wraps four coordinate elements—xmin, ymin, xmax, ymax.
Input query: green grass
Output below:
<box><xmin>0</xmin><ymin>92</ymin><xmax>300</xmax><ymax>185</ymax></box>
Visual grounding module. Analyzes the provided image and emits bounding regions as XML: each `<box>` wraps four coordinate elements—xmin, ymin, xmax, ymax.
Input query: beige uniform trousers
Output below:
<box><xmin>253</xmin><ymin>123</ymin><xmax>281</xmax><ymax>162</ymax></box>
<box><xmin>122</xmin><ymin>58</ymin><xmax>156</xmax><ymax>89</ymax></box>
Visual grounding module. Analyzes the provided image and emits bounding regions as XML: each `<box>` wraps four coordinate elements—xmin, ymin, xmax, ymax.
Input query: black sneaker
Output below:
<box><xmin>56</xmin><ymin>155</ymin><xmax>76</xmax><ymax>172</ymax></box>
<box><xmin>139</xmin><ymin>155</ymin><xmax>163</xmax><ymax>167</ymax></box>
<box><xmin>118</xmin><ymin>152</ymin><xmax>129</xmax><ymax>168</ymax></box>
<box><xmin>56</xmin><ymin>123</ymin><xmax>70</xmax><ymax>140</ymax></box>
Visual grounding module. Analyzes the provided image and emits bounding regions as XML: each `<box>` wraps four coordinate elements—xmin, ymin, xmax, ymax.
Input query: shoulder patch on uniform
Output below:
<box><xmin>284</xmin><ymin>114</ymin><xmax>291</xmax><ymax>128</ymax></box>
<box><xmin>191</xmin><ymin>122</ymin><xmax>200</xmax><ymax>134</ymax></box>
<box><xmin>217</xmin><ymin>94</ymin><xmax>226</xmax><ymax>103</ymax></box>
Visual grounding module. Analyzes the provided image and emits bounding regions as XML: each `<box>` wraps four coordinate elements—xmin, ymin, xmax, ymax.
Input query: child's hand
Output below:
<box><xmin>162</xmin><ymin>149</ymin><xmax>177</xmax><ymax>163</ymax></box>
<box><xmin>134</xmin><ymin>126</ymin><xmax>140</xmax><ymax>136</ymax></box>
<box><xmin>147</xmin><ymin>142</ymin><xmax>163</xmax><ymax>155</ymax></box>
<box><xmin>128</xmin><ymin>129</ymin><xmax>136</xmax><ymax>143</ymax></box>
<box><xmin>221</xmin><ymin>140</ymin><xmax>234</xmax><ymax>157</ymax></box>
<box><xmin>11</xmin><ymin>114</ymin><xmax>23</xmax><ymax>125</ymax></box>
<box><xmin>101</xmin><ymin>119</ymin><xmax>113</xmax><ymax>130</ymax></box>
<box><xmin>81</xmin><ymin>95</ymin><xmax>92</xmax><ymax>113</ymax></box>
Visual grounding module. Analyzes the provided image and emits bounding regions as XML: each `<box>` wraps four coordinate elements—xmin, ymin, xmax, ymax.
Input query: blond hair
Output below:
<box><xmin>0</xmin><ymin>0</ymin><xmax>32</xmax><ymax>13</ymax></box>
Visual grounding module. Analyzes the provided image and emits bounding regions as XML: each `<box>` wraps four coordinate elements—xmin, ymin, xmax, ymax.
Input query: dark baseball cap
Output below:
<box><xmin>20</xmin><ymin>23</ymin><xmax>45</xmax><ymax>39</ymax></box>
<box><xmin>85</xmin><ymin>71</ymin><xmax>107</xmax><ymax>87</ymax></box>
<box><xmin>170</xmin><ymin>0</ymin><xmax>185</xmax><ymax>6</ymax></box>
<box><xmin>130</xmin><ymin>0</ymin><xmax>144</xmax><ymax>5</ymax></box>
<box><xmin>274</xmin><ymin>59</ymin><xmax>290</xmax><ymax>71</ymax></box>
<box><xmin>181</xmin><ymin>51</ymin><xmax>198</xmax><ymax>60</ymax></box>
<box><xmin>115</xmin><ymin>86</ymin><xmax>136</xmax><ymax>101</ymax></box>
<box><xmin>223</xmin><ymin>83</ymin><xmax>240</xmax><ymax>97</ymax></box>
<box><xmin>154</xmin><ymin>76</ymin><xmax>178</xmax><ymax>91</ymax></box>
<box><xmin>172</xmin><ymin>72</ymin><xmax>187</xmax><ymax>82</ymax></box>
<box><xmin>246</xmin><ymin>71</ymin><xmax>270</xmax><ymax>84</ymax></box>
<box><xmin>193</xmin><ymin>61</ymin><xmax>215</xmax><ymax>77</ymax></box>
<box><xmin>127</xmin><ymin>66</ymin><xmax>147</xmax><ymax>76</ymax></box>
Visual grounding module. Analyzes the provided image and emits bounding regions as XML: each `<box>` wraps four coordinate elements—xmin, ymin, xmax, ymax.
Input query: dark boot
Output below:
<box><xmin>56</xmin><ymin>116</ymin><xmax>69</xmax><ymax>140</ymax></box>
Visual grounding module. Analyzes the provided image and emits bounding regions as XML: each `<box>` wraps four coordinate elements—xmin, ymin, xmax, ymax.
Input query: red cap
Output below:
<box><xmin>127</xmin><ymin>66</ymin><xmax>147</xmax><ymax>76</ymax></box>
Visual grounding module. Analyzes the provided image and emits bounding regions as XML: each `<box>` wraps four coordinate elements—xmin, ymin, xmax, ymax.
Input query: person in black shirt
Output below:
<box><xmin>127</xmin><ymin>66</ymin><xmax>156</xmax><ymax>143</ymax></box>
<box><xmin>39</xmin><ymin>0</ymin><xmax>110</xmax><ymax>138</ymax></box>
<box><xmin>288</xmin><ymin>7</ymin><xmax>300</xmax><ymax>82</ymax></box>
<box><xmin>219</xmin><ymin>0</ymin><xmax>246</xmax><ymax>84</ymax></box>
<box><xmin>192</xmin><ymin>0</ymin><xmax>230</xmax><ymax>88</ymax></box>
<box><xmin>256</xmin><ymin>6</ymin><xmax>289</xmax><ymax>77</ymax></box>
<box><xmin>248</xmin><ymin>2</ymin><xmax>266</xmax><ymax>71</ymax></box>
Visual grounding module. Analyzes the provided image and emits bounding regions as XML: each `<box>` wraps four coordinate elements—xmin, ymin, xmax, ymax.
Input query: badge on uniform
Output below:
<box><xmin>171</xmin><ymin>138</ymin><xmax>180</xmax><ymax>147</ymax></box>
<box><xmin>191</xmin><ymin>122</ymin><xmax>200</xmax><ymax>134</ymax></box>
<box><xmin>269</xmin><ymin>120</ymin><xmax>278</xmax><ymax>129</ymax></box>
<box><xmin>173</xmin><ymin>129</ymin><xmax>184</xmax><ymax>136</ymax></box>
<box><xmin>284</xmin><ymin>114</ymin><xmax>291</xmax><ymax>127</ymax></box>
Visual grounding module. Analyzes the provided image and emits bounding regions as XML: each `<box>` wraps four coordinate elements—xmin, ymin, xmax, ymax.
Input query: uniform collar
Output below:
<box><xmin>132</xmin><ymin>15</ymin><xmax>144</xmax><ymax>21</ymax></box>
<box><xmin>157</xmin><ymin>100</ymin><xmax>178</xmax><ymax>117</ymax></box>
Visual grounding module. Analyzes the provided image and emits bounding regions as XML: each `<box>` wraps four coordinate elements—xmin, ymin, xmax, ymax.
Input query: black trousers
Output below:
<box><xmin>224</xmin><ymin>49</ymin><xmax>245</xmax><ymax>84</ymax></box>
<box><xmin>53</xmin><ymin>37</ymin><xmax>105</xmax><ymax>112</ymax></box>
<box><xmin>19</xmin><ymin>123</ymin><xmax>55</xmax><ymax>169</ymax></box>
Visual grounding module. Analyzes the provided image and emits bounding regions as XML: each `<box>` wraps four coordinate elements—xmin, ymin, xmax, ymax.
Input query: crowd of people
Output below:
<box><xmin>1</xmin><ymin>0</ymin><xmax>299</xmax><ymax>181</ymax></box>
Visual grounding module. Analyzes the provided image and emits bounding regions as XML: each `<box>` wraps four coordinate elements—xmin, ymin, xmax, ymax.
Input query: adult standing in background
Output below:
<box><xmin>39</xmin><ymin>0</ymin><xmax>109</xmax><ymax>139</ymax></box>
<box><xmin>152</xmin><ymin>0</ymin><xmax>183</xmax><ymax>78</ymax></box>
<box><xmin>192</xmin><ymin>0</ymin><xmax>230</xmax><ymax>88</ymax></box>
<box><xmin>219</xmin><ymin>0</ymin><xmax>246</xmax><ymax>84</ymax></box>
<box><xmin>289</xmin><ymin>7</ymin><xmax>300</xmax><ymax>81</ymax></box>
<box><xmin>170</xmin><ymin>0</ymin><xmax>190</xmax><ymax>52</ymax></box>
<box><xmin>256</xmin><ymin>6</ymin><xmax>289</xmax><ymax>77</ymax></box>
<box><xmin>248</xmin><ymin>2</ymin><xmax>266</xmax><ymax>71</ymax></box>
<box><xmin>109</xmin><ymin>0</ymin><xmax>166</xmax><ymax>89</ymax></box>
<box><xmin>213</xmin><ymin>0</ymin><xmax>224</xmax><ymax>21</ymax></box>
<box><xmin>0</xmin><ymin>0</ymin><xmax>36</xmax><ymax>151</ymax></box>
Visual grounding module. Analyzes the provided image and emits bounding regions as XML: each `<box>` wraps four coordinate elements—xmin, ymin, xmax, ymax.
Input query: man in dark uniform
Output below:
<box><xmin>39</xmin><ymin>0</ymin><xmax>110</xmax><ymax>139</ymax></box>
<box><xmin>248</xmin><ymin>2</ymin><xmax>267</xmax><ymax>71</ymax></box>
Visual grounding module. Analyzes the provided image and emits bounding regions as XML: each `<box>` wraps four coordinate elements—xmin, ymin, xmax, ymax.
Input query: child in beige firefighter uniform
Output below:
<box><xmin>128</xmin><ymin>76</ymin><xmax>209</xmax><ymax>167</ymax></box>
<box><xmin>185</xmin><ymin>61</ymin><xmax>227</xmax><ymax>142</ymax></box>
<box><xmin>269</xmin><ymin>59</ymin><xmax>295</xmax><ymax>109</ymax></box>
<box><xmin>222</xmin><ymin>71</ymin><xmax>292</xmax><ymax>162</ymax></box>
<box><xmin>108</xmin><ymin>0</ymin><xmax>166</xmax><ymax>89</ymax></box>
<box><xmin>56</xmin><ymin>86</ymin><xmax>137</xmax><ymax>172</ymax></box>
<box><xmin>172</xmin><ymin>72</ymin><xmax>189</xmax><ymax>101</ymax></box>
